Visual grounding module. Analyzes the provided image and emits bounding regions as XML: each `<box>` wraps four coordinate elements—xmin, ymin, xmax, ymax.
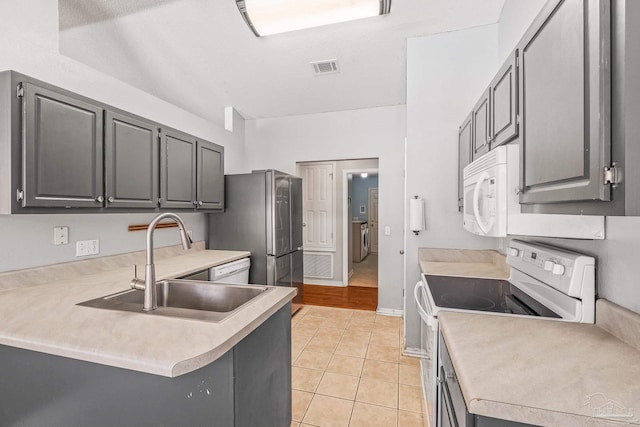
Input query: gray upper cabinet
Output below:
<box><xmin>21</xmin><ymin>82</ymin><xmax>104</xmax><ymax>208</ymax></box>
<box><xmin>458</xmin><ymin>113</ymin><xmax>473</xmax><ymax>211</ymax></box>
<box><xmin>1</xmin><ymin>71</ymin><xmax>226</xmax><ymax>214</ymax></box>
<box><xmin>104</xmin><ymin>111</ymin><xmax>159</xmax><ymax>209</ymax></box>
<box><xmin>196</xmin><ymin>140</ymin><xmax>224</xmax><ymax>210</ymax></box>
<box><xmin>490</xmin><ymin>50</ymin><xmax>519</xmax><ymax>149</ymax></box>
<box><xmin>160</xmin><ymin>129</ymin><xmax>225</xmax><ymax>211</ymax></box>
<box><xmin>518</xmin><ymin>0</ymin><xmax>611</xmax><ymax>205</ymax></box>
<box><xmin>471</xmin><ymin>89</ymin><xmax>490</xmax><ymax>160</ymax></box>
<box><xmin>160</xmin><ymin>128</ymin><xmax>197</xmax><ymax>209</ymax></box>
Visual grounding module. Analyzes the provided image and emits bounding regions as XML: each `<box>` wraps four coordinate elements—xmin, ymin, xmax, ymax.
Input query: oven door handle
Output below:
<box><xmin>472</xmin><ymin>171</ymin><xmax>493</xmax><ymax>235</ymax></box>
<box><xmin>414</xmin><ymin>281</ymin><xmax>433</xmax><ymax>325</ymax></box>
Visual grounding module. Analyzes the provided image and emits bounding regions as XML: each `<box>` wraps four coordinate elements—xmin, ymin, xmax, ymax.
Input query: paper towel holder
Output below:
<box><xmin>410</xmin><ymin>195</ymin><xmax>426</xmax><ymax>235</ymax></box>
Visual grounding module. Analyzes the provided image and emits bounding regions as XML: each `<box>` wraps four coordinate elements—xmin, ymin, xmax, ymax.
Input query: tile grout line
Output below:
<box><xmin>292</xmin><ymin>306</ymin><xmax>423</xmax><ymax>426</ymax></box>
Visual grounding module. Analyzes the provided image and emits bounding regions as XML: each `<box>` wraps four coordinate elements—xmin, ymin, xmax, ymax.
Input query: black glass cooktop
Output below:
<box><xmin>424</xmin><ymin>275</ymin><xmax>560</xmax><ymax>318</ymax></box>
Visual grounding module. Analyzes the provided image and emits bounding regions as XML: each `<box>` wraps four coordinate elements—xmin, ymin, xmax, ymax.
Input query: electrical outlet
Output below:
<box><xmin>76</xmin><ymin>239</ymin><xmax>100</xmax><ymax>257</ymax></box>
<box><xmin>384</xmin><ymin>226</ymin><xmax>391</xmax><ymax>236</ymax></box>
<box><xmin>53</xmin><ymin>226</ymin><xmax>69</xmax><ymax>245</ymax></box>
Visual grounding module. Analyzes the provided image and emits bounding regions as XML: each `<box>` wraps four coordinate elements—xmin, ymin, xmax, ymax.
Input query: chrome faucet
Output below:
<box><xmin>131</xmin><ymin>212</ymin><xmax>192</xmax><ymax>311</ymax></box>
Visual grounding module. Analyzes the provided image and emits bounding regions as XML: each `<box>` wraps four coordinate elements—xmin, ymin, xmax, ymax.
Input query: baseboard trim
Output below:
<box><xmin>303</xmin><ymin>280</ymin><xmax>346</xmax><ymax>287</ymax></box>
<box><xmin>376</xmin><ymin>308</ymin><xmax>404</xmax><ymax>317</ymax></box>
<box><xmin>403</xmin><ymin>347</ymin><xmax>426</xmax><ymax>358</ymax></box>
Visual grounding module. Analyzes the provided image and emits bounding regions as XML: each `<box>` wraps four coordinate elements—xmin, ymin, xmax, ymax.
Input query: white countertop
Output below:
<box><xmin>419</xmin><ymin>248</ymin><xmax>509</xmax><ymax>279</ymax></box>
<box><xmin>0</xmin><ymin>250</ymin><xmax>296</xmax><ymax>377</ymax></box>
<box><xmin>439</xmin><ymin>309</ymin><xmax>640</xmax><ymax>426</ymax></box>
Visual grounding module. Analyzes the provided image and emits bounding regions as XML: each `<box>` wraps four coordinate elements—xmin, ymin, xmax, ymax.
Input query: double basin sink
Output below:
<box><xmin>78</xmin><ymin>279</ymin><xmax>273</xmax><ymax>323</ymax></box>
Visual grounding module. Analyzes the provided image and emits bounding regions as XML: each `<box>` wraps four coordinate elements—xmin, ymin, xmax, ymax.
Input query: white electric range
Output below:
<box><xmin>414</xmin><ymin>240</ymin><xmax>595</xmax><ymax>427</ymax></box>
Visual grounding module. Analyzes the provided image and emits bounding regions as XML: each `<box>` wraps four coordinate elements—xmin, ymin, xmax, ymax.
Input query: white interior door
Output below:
<box><xmin>368</xmin><ymin>187</ymin><xmax>378</xmax><ymax>254</ymax></box>
<box><xmin>299</xmin><ymin>162</ymin><xmax>335</xmax><ymax>251</ymax></box>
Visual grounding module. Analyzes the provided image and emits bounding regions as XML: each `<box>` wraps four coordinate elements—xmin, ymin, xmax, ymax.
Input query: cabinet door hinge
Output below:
<box><xmin>16</xmin><ymin>84</ymin><xmax>24</xmax><ymax>98</ymax></box>
<box><xmin>16</xmin><ymin>189</ymin><xmax>24</xmax><ymax>201</ymax></box>
<box><xmin>603</xmin><ymin>164</ymin><xmax>620</xmax><ymax>186</ymax></box>
<box><xmin>516</xmin><ymin>114</ymin><xmax>521</xmax><ymax>125</ymax></box>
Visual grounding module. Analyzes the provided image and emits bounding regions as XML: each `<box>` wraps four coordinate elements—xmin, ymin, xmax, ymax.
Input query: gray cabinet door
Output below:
<box><xmin>518</xmin><ymin>0</ymin><xmax>611</xmax><ymax>204</ymax></box>
<box><xmin>490</xmin><ymin>50</ymin><xmax>519</xmax><ymax>148</ymax></box>
<box><xmin>472</xmin><ymin>89</ymin><xmax>490</xmax><ymax>160</ymax></box>
<box><xmin>104</xmin><ymin>111</ymin><xmax>159</xmax><ymax>208</ymax></box>
<box><xmin>21</xmin><ymin>83</ymin><xmax>103</xmax><ymax>208</ymax></box>
<box><xmin>160</xmin><ymin>128</ymin><xmax>197</xmax><ymax>209</ymax></box>
<box><xmin>458</xmin><ymin>113</ymin><xmax>473</xmax><ymax>211</ymax></box>
<box><xmin>196</xmin><ymin>139</ymin><xmax>224</xmax><ymax>210</ymax></box>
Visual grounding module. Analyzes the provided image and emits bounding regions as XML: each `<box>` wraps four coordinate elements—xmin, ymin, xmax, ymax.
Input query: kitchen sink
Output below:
<box><xmin>78</xmin><ymin>279</ymin><xmax>273</xmax><ymax>322</ymax></box>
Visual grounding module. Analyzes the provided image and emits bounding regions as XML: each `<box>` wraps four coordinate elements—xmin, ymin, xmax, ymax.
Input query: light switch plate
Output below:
<box><xmin>384</xmin><ymin>226</ymin><xmax>391</xmax><ymax>236</ymax></box>
<box><xmin>76</xmin><ymin>240</ymin><xmax>99</xmax><ymax>257</ymax></box>
<box><xmin>53</xmin><ymin>226</ymin><xmax>69</xmax><ymax>245</ymax></box>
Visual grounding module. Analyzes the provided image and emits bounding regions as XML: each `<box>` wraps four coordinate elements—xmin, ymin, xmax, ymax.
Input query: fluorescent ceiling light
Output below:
<box><xmin>236</xmin><ymin>0</ymin><xmax>391</xmax><ymax>37</ymax></box>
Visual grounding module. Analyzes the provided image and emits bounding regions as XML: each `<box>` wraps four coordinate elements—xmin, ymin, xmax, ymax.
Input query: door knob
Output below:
<box><xmin>400</xmin><ymin>250</ymin><xmax>405</xmax><ymax>255</ymax></box>
<box><xmin>96</xmin><ymin>195</ymin><xmax>104</xmax><ymax>203</ymax></box>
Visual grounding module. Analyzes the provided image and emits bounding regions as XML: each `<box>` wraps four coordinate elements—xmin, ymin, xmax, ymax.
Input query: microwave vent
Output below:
<box><xmin>463</xmin><ymin>147</ymin><xmax>509</xmax><ymax>179</ymax></box>
<box><xmin>312</xmin><ymin>60</ymin><xmax>340</xmax><ymax>75</ymax></box>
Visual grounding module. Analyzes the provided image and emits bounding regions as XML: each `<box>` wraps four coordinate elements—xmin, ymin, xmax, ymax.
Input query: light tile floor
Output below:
<box><xmin>291</xmin><ymin>305</ymin><xmax>425</xmax><ymax>427</ymax></box>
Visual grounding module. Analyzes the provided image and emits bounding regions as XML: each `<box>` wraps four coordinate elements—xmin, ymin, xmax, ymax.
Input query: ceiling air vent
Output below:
<box><xmin>311</xmin><ymin>60</ymin><xmax>340</xmax><ymax>75</ymax></box>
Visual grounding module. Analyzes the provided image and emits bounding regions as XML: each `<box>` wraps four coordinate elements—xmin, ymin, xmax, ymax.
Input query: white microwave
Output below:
<box><xmin>463</xmin><ymin>145</ymin><xmax>605</xmax><ymax>239</ymax></box>
<box><xmin>463</xmin><ymin>146</ymin><xmax>510</xmax><ymax>236</ymax></box>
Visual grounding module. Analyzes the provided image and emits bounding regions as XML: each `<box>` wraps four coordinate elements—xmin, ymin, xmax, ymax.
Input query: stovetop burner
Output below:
<box><xmin>440</xmin><ymin>293</ymin><xmax>496</xmax><ymax>311</ymax></box>
<box><xmin>424</xmin><ymin>274</ymin><xmax>560</xmax><ymax>318</ymax></box>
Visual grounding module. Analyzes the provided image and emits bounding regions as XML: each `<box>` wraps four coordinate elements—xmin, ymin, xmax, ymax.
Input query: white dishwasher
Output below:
<box><xmin>209</xmin><ymin>258</ymin><xmax>251</xmax><ymax>284</ymax></box>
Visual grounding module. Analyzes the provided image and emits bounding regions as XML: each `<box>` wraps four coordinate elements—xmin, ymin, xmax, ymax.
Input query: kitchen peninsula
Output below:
<box><xmin>0</xmin><ymin>244</ymin><xmax>296</xmax><ymax>426</ymax></box>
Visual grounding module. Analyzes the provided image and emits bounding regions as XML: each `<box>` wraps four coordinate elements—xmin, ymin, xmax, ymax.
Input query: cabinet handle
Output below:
<box><xmin>96</xmin><ymin>195</ymin><xmax>104</xmax><ymax>203</ymax></box>
<box><xmin>192</xmin><ymin>200</ymin><xmax>198</xmax><ymax>206</ymax></box>
<box><xmin>198</xmin><ymin>201</ymin><xmax>203</xmax><ymax>206</ymax></box>
<box><xmin>107</xmin><ymin>196</ymin><xmax>115</xmax><ymax>203</ymax></box>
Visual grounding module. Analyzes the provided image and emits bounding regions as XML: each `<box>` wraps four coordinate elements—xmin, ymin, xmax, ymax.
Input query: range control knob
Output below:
<box><xmin>507</xmin><ymin>247</ymin><xmax>520</xmax><ymax>257</ymax></box>
<box><xmin>552</xmin><ymin>263</ymin><xmax>565</xmax><ymax>276</ymax></box>
<box><xmin>544</xmin><ymin>260</ymin><xmax>554</xmax><ymax>271</ymax></box>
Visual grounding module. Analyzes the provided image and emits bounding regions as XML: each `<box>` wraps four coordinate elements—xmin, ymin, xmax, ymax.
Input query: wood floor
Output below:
<box><xmin>302</xmin><ymin>284</ymin><xmax>378</xmax><ymax>311</ymax></box>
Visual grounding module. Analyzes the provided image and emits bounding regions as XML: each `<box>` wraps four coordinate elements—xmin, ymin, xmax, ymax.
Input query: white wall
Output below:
<box><xmin>498</xmin><ymin>0</ymin><xmax>547</xmax><ymax>62</ymax></box>
<box><xmin>244</xmin><ymin>106</ymin><xmax>406</xmax><ymax>311</ymax></box>
<box><xmin>404</xmin><ymin>24</ymin><xmax>500</xmax><ymax>350</ymax></box>
<box><xmin>0</xmin><ymin>0</ymin><xmax>245</xmax><ymax>272</ymax></box>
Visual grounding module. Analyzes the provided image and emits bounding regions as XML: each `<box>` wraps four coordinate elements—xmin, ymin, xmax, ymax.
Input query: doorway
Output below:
<box><xmin>346</xmin><ymin>171</ymin><xmax>378</xmax><ymax>289</ymax></box>
<box><xmin>296</xmin><ymin>159</ymin><xmax>379</xmax><ymax>310</ymax></box>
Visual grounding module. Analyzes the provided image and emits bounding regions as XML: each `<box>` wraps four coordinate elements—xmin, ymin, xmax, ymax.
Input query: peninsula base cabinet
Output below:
<box><xmin>0</xmin><ymin>303</ymin><xmax>291</xmax><ymax>427</ymax></box>
<box><xmin>0</xmin><ymin>71</ymin><xmax>224</xmax><ymax>214</ymax></box>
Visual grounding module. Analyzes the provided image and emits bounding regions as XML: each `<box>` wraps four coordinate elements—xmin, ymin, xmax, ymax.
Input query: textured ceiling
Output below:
<box><xmin>58</xmin><ymin>0</ymin><xmax>505</xmax><ymax>126</ymax></box>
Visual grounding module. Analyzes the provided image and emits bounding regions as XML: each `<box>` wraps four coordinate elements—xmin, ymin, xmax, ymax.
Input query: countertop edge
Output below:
<box><xmin>171</xmin><ymin>289</ymin><xmax>295</xmax><ymax>377</ymax></box>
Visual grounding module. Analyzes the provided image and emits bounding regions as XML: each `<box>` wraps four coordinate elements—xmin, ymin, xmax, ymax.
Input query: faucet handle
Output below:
<box><xmin>130</xmin><ymin>264</ymin><xmax>145</xmax><ymax>290</ymax></box>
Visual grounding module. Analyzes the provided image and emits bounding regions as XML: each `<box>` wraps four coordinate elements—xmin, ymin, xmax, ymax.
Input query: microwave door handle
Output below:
<box><xmin>472</xmin><ymin>171</ymin><xmax>492</xmax><ymax>234</ymax></box>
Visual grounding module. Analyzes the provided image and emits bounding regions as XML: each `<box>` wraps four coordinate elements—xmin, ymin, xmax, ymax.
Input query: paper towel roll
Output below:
<box><xmin>410</xmin><ymin>197</ymin><xmax>425</xmax><ymax>234</ymax></box>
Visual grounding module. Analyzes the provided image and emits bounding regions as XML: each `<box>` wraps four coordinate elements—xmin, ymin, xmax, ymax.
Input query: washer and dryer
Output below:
<box><xmin>352</xmin><ymin>220</ymin><xmax>369</xmax><ymax>263</ymax></box>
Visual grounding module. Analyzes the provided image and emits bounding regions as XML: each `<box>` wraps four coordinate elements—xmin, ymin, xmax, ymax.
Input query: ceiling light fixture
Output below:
<box><xmin>236</xmin><ymin>0</ymin><xmax>391</xmax><ymax>37</ymax></box>
<box><xmin>361</xmin><ymin>173</ymin><xmax>368</xmax><ymax>178</ymax></box>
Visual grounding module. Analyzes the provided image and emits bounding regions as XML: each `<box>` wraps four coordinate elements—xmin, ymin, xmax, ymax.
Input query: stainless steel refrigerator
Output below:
<box><xmin>208</xmin><ymin>170</ymin><xmax>303</xmax><ymax>304</ymax></box>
